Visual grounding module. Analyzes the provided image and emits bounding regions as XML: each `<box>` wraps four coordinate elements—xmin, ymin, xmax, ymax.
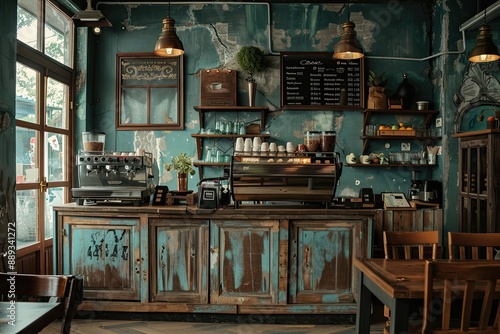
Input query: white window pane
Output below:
<box><xmin>45</xmin><ymin>187</ymin><xmax>64</xmax><ymax>240</ymax></box>
<box><xmin>16</xmin><ymin>63</ymin><xmax>39</xmax><ymax>124</ymax></box>
<box><xmin>17</xmin><ymin>190</ymin><xmax>39</xmax><ymax>248</ymax></box>
<box><xmin>46</xmin><ymin>78</ymin><xmax>68</xmax><ymax>129</ymax></box>
<box><xmin>17</xmin><ymin>0</ymin><xmax>40</xmax><ymax>50</ymax></box>
<box><xmin>16</xmin><ymin>127</ymin><xmax>39</xmax><ymax>184</ymax></box>
<box><xmin>45</xmin><ymin>1</ymin><xmax>73</xmax><ymax>67</ymax></box>
<box><xmin>46</xmin><ymin>132</ymin><xmax>67</xmax><ymax>182</ymax></box>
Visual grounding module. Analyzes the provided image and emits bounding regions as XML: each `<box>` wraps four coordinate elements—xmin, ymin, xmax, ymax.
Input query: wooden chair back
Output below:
<box><xmin>0</xmin><ymin>273</ymin><xmax>82</xmax><ymax>334</ymax></box>
<box><xmin>423</xmin><ymin>260</ymin><xmax>500</xmax><ymax>333</ymax></box>
<box><xmin>383</xmin><ymin>231</ymin><xmax>439</xmax><ymax>260</ymax></box>
<box><xmin>448</xmin><ymin>232</ymin><xmax>500</xmax><ymax>260</ymax></box>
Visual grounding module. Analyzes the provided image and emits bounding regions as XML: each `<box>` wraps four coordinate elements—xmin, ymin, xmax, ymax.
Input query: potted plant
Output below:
<box><xmin>367</xmin><ymin>70</ymin><xmax>388</xmax><ymax>109</ymax></box>
<box><xmin>165</xmin><ymin>152</ymin><xmax>196</xmax><ymax>192</ymax></box>
<box><xmin>236</xmin><ymin>46</ymin><xmax>268</xmax><ymax>106</ymax></box>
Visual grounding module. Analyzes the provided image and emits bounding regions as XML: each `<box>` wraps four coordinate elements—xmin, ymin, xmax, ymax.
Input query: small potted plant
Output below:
<box><xmin>236</xmin><ymin>46</ymin><xmax>268</xmax><ymax>106</ymax></box>
<box><xmin>367</xmin><ymin>70</ymin><xmax>388</xmax><ymax>109</ymax></box>
<box><xmin>165</xmin><ymin>152</ymin><xmax>196</xmax><ymax>192</ymax></box>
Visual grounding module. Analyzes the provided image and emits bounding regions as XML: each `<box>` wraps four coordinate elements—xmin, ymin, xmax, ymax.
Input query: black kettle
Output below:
<box><xmin>419</xmin><ymin>180</ymin><xmax>441</xmax><ymax>203</ymax></box>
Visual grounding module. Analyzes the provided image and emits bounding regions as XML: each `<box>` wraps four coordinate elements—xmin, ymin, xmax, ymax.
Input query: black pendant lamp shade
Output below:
<box><xmin>469</xmin><ymin>24</ymin><xmax>500</xmax><ymax>62</ymax></box>
<box><xmin>333</xmin><ymin>21</ymin><xmax>364</xmax><ymax>60</ymax></box>
<box><xmin>154</xmin><ymin>16</ymin><xmax>184</xmax><ymax>57</ymax></box>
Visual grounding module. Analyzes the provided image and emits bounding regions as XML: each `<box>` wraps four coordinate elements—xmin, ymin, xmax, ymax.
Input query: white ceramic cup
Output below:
<box><xmin>235</xmin><ymin>137</ymin><xmax>244</xmax><ymax>151</ymax></box>
<box><xmin>244</xmin><ymin>138</ymin><xmax>252</xmax><ymax>152</ymax></box>
<box><xmin>278</xmin><ymin>145</ymin><xmax>286</xmax><ymax>152</ymax></box>
<box><xmin>253</xmin><ymin>137</ymin><xmax>262</xmax><ymax>150</ymax></box>
<box><xmin>286</xmin><ymin>141</ymin><xmax>294</xmax><ymax>152</ymax></box>
<box><xmin>269</xmin><ymin>143</ymin><xmax>277</xmax><ymax>152</ymax></box>
<box><xmin>260</xmin><ymin>142</ymin><xmax>269</xmax><ymax>152</ymax></box>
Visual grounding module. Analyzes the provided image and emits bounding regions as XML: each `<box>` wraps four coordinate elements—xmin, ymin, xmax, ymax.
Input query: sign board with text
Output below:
<box><xmin>280</xmin><ymin>52</ymin><xmax>364</xmax><ymax>110</ymax></box>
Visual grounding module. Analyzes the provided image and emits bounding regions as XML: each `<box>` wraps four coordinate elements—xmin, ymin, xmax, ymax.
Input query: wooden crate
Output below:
<box><xmin>166</xmin><ymin>192</ymin><xmax>197</xmax><ymax>205</ymax></box>
<box><xmin>377</xmin><ymin>130</ymin><xmax>416</xmax><ymax>136</ymax></box>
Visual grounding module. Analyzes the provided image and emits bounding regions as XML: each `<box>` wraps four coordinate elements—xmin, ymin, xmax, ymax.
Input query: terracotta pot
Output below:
<box><xmin>177</xmin><ymin>173</ymin><xmax>188</xmax><ymax>192</ymax></box>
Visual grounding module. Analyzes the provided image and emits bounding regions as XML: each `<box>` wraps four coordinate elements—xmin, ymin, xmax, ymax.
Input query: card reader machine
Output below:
<box><xmin>197</xmin><ymin>177</ymin><xmax>230</xmax><ymax>209</ymax></box>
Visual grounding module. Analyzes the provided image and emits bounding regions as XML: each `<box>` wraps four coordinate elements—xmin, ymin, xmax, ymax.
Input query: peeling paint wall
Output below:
<box><xmin>75</xmin><ymin>1</ymin><xmax>492</xmax><ymax>233</ymax></box>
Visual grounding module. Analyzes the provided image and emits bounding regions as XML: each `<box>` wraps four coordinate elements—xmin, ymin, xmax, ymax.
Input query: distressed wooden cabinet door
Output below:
<box><xmin>289</xmin><ymin>219</ymin><xmax>371</xmax><ymax>304</ymax></box>
<box><xmin>210</xmin><ymin>219</ymin><xmax>280</xmax><ymax>305</ymax></box>
<box><xmin>149</xmin><ymin>218</ymin><xmax>209</xmax><ymax>303</ymax></box>
<box><xmin>60</xmin><ymin>216</ymin><xmax>145</xmax><ymax>301</ymax></box>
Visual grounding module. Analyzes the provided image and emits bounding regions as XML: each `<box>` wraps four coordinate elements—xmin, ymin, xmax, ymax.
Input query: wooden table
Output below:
<box><xmin>355</xmin><ymin>258</ymin><xmax>500</xmax><ymax>333</ymax></box>
<box><xmin>0</xmin><ymin>302</ymin><xmax>64</xmax><ymax>333</ymax></box>
<box><xmin>355</xmin><ymin>258</ymin><xmax>429</xmax><ymax>334</ymax></box>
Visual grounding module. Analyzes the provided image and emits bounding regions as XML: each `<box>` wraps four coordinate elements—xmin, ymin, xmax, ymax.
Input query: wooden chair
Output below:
<box><xmin>383</xmin><ymin>231</ymin><xmax>440</xmax><ymax>260</ymax></box>
<box><xmin>448</xmin><ymin>232</ymin><xmax>500</xmax><ymax>259</ymax></box>
<box><xmin>0</xmin><ymin>273</ymin><xmax>83</xmax><ymax>334</ymax></box>
<box><xmin>422</xmin><ymin>260</ymin><xmax>500</xmax><ymax>333</ymax></box>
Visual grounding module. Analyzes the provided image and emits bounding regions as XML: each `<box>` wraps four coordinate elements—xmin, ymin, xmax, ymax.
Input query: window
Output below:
<box><xmin>17</xmin><ymin>0</ymin><xmax>73</xmax><ymax>67</ymax></box>
<box><xmin>16</xmin><ymin>0</ymin><xmax>74</xmax><ymax>273</ymax></box>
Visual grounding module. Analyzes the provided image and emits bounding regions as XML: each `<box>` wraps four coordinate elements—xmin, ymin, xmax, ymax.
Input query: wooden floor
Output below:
<box><xmin>40</xmin><ymin>306</ymin><xmax>386</xmax><ymax>334</ymax></box>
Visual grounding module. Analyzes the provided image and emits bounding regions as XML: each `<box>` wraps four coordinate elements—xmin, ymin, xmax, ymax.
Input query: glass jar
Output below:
<box><xmin>304</xmin><ymin>131</ymin><xmax>320</xmax><ymax>152</ymax></box>
<box><xmin>320</xmin><ymin>131</ymin><xmax>336</xmax><ymax>152</ymax></box>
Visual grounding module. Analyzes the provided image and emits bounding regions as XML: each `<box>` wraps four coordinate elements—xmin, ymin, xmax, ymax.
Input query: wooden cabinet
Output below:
<box><xmin>58</xmin><ymin>215</ymin><xmax>147</xmax><ymax>301</ymax></box>
<box><xmin>209</xmin><ymin>219</ymin><xmax>281</xmax><ymax>305</ymax></box>
<box><xmin>353</xmin><ymin>108</ymin><xmax>440</xmax><ymax>166</ymax></box>
<box><xmin>149</xmin><ymin>218</ymin><xmax>209</xmax><ymax>303</ymax></box>
<box><xmin>289</xmin><ymin>219</ymin><xmax>371</xmax><ymax>304</ymax></box>
<box><xmin>54</xmin><ymin>205</ymin><xmax>373</xmax><ymax>314</ymax></box>
<box><xmin>453</xmin><ymin>130</ymin><xmax>500</xmax><ymax>233</ymax></box>
<box><xmin>192</xmin><ymin>106</ymin><xmax>270</xmax><ymax>178</ymax></box>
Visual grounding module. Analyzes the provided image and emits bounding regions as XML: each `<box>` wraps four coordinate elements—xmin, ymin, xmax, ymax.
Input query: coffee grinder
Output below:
<box><xmin>409</xmin><ymin>171</ymin><xmax>422</xmax><ymax>201</ymax></box>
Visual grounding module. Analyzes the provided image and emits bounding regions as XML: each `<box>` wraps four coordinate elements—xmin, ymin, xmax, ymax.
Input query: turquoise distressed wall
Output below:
<box><xmin>76</xmin><ymin>1</ymin><xmax>489</xmax><ymax>233</ymax></box>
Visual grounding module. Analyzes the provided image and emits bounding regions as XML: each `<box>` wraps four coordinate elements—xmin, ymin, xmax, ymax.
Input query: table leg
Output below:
<box><xmin>356</xmin><ymin>271</ymin><xmax>373</xmax><ymax>334</ymax></box>
<box><xmin>389</xmin><ymin>299</ymin><xmax>410</xmax><ymax>334</ymax></box>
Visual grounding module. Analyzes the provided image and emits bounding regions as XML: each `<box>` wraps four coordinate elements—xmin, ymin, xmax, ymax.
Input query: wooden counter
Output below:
<box><xmin>53</xmin><ymin>203</ymin><xmax>440</xmax><ymax>315</ymax></box>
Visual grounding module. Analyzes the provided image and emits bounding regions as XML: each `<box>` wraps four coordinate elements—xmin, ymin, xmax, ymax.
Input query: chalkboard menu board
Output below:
<box><xmin>280</xmin><ymin>52</ymin><xmax>364</xmax><ymax>110</ymax></box>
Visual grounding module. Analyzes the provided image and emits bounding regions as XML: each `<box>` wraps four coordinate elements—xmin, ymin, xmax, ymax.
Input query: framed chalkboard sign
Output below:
<box><xmin>116</xmin><ymin>52</ymin><xmax>184</xmax><ymax>130</ymax></box>
<box><xmin>280</xmin><ymin>52</ymin><xmax>364</xmax><ymax>110</ymax></box>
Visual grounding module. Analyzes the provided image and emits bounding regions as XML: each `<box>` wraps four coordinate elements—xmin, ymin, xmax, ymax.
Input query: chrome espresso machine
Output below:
<box><xmin>230</xmin><ymin>152</ymin><xmax>342</xmax><ymax>208</ymax></box>
<box><xmin>72</xmin><ymin>151</ymin><xmax>154</xmax><ymax>206</ymax></box>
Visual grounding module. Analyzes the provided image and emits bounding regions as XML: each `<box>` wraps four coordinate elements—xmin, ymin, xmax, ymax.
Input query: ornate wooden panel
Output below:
<box><xmin>209</xmin><ymin>219</ymin><xmax>280</xmax><ymax>305</ymax></box>
<box><xmin>61</xmin><ymin>216</ymin><xmax>143</xmax><ymax>301</ymax></box>
<box><xmin>150</xmin><ymin>218</ymin><xmax>209</xmax><ymax>303</ymax></box>
<box><xmin>289</xmin><ymin>219</ymin><xmax>371</xmax><ymax>304</ymax></box>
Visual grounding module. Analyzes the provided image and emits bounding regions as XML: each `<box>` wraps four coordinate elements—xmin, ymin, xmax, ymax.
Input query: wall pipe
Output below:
<box><xmin>96</xmin><ymin>1</ymin><xmax>474</xmax><ymax>61</ymax></box>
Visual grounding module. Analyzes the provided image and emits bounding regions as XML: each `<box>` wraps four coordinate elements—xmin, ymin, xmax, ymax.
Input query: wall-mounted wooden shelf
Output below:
<box><xmin>194</xmin><ymin>106</ymin><xmax>269</xmax><ymax>131</ymax></box>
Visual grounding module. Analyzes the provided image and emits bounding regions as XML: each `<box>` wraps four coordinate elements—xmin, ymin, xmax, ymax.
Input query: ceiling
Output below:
<box><xmin>71</xmin><ymin>0</ymin><xmax>436</xmax><ymax>7</ymax></box>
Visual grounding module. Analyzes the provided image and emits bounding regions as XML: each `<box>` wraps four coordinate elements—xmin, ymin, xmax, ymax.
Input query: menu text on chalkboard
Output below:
<box><xmin>280</xmin><ymin>52</ymin><xmax>365</xmax><ymax>110</ymax></box>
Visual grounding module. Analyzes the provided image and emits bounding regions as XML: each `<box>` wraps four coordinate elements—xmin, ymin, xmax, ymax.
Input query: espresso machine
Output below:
<box><xmin>72</xmin><ymin>151</ymin><xmax>154</xmax><ymax>206</ymax></box>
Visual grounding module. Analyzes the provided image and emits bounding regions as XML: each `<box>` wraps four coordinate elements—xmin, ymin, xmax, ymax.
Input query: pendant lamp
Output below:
<box><xmin>154</xmin><ymin>2</ymin><xmax>184</xmax><ymax>57</ymax></box>
<box><xmin>469</xmin><ymin>24</ymin><xmax>500</xmax><ymax>62</ymax></box>
<box><xmin>333</xmin><ymin>21</ymin><xmax>364</xmax><ymax>60</ymax></box>
<box><xmin>333</xmin><ymin>3</ymin><xmax>364</xmax><ymax>60</ymax></box>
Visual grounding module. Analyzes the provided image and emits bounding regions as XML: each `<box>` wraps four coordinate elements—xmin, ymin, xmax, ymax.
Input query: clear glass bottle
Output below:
<box><xmin>304</xmin><ymin>131</ymin><xmax>320</xmax><ymax>152</ymax></box>
<box><xmin>205</xmin><ymin>148</ymin><xmax>212</xmax><ymax>162</ymax></box>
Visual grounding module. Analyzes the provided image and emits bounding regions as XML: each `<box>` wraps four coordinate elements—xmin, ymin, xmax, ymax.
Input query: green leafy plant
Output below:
<box><xmin>367</xmin><ymin>70</ymin><xmax>387</xmax><ymax>87</ymax></box>
<box><xmin>236</xmin><ymin>46</ymin><xmax>268</xmax><ymax>83</ymax></box>
<box><xmin>165</xmin><ymin>152</ymin><xmax>196</xmax><ymax>176</ymax></box>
